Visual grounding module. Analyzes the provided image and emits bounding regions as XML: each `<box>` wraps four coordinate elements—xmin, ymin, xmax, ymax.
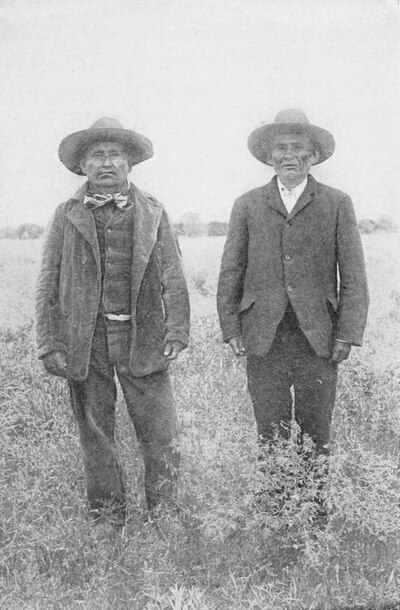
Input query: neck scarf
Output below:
<box><xmin>83</xmin><ymin>192</ymin><xmax>132</xmax><ymax>211</ymax></box>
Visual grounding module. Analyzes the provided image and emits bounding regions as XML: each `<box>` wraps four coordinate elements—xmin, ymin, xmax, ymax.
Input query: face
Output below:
<box><xmin>268</xmin><ymin>133</ymin><xmax>319</xmax><ymax>185</ymax></box>
<box><xmin>80</xmin><ymin>141</ymin><xmax>131</xmax><ymax>192</ymax></box>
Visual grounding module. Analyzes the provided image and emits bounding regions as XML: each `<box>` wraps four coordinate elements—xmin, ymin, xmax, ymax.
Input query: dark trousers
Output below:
<box><xmin>68</xmin><ymin>317</ymin><xmax>180</xmax><ymax>518</ymax></box>
<box><xmin>247</xmin><ymin>304</ymin><xmax>337</xmax><ymax>453</ymax></box>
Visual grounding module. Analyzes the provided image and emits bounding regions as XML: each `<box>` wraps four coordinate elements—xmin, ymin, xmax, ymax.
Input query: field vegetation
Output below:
<box><xmin>0</xmin><ymin>233</ymin><xmax>400</xmax><ymax>609</ymax></box>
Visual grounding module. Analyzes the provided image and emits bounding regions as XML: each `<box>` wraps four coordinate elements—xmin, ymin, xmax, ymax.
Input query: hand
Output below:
<box><xmin>228</xmin><ymin>336</ymin><xmax>246</xmax><ymax>357</ymax></box>
<box><xmin>42</xmin><ymin>351</ymin><xmax>67</xmax><ymax>377</ymax></box>
<box><xmin>163</xmin><ymin>340</ymin><xmax>185</xmax><ymax>362</ymax></box>
<box><xmin>330</xmin><ymin>340</ymin><xmax>351</xmax><ymax>364</ymax></box>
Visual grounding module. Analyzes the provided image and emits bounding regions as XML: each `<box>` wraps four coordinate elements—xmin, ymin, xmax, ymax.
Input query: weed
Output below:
<box><xmin>0</xmin><ymin>235</ymin><xmax>399</xmax><ymax>609</ymax></box>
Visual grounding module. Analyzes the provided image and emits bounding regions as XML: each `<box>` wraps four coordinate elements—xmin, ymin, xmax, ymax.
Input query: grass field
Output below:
<box><xmin>0</xmin><ymin>233</ymin><xmax>400</xmax><ymax>609</ymax></box>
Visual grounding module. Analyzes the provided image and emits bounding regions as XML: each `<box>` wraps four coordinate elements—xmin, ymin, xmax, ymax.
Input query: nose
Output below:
<box><xmin>283</xmin><ymin>147</ymin><xmax>295</xmax><ymax>158</ymax></box>
<box><xmin>101</xmin><ymin>153</ymin><xmax>114</xmax><ymax>166</ymax></box>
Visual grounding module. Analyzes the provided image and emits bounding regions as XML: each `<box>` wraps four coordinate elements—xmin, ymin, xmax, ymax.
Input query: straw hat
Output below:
<box><xmin>247</xmin><ymin>109</ymin><xmax>335</xmax><ymax>165</ymax></box>
<box><xmin>58</xmin><ymin>117</ymin><xmax>153</xmax><ymax>174</ymax></box>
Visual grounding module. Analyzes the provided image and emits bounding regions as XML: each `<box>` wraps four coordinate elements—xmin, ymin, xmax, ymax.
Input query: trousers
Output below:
<box><xmin>68</xmin><ymin>316</ymin><xmax>180</xmax><ymax>518</ymax></box>
<box><xmin>246</xmin><ymin>303</ymin><xmax>337</xmax><ymax>453</ymax></box>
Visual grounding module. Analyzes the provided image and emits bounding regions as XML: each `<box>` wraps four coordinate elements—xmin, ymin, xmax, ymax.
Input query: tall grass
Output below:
<box><xmin>0</xmin><ymin>234</ymin><xmax>399</xmax><ymax>609</ymax></box>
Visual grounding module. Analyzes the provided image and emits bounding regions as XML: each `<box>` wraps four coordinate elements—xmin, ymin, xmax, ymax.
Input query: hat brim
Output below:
<box><xmin>247</xmin><ymin>122</ymin><xmax>335</xmax><ymax>165</ymax></box>
<box><xmin>58</xmin><ymin>127</ymin><xmax>153</xmax><ymax>174</ymax></box>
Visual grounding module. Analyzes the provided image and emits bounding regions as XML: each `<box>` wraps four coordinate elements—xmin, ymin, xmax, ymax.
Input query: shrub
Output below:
<box><xmin>376</xmin><ymin>214</ymin><xmax>398</xmax><ymax>233</ymax></box>
<box><xmin>208</xmin><ymin>221</ymin><xmax>228</xmax><ymax>237</ymax></box>
<box><xmin>0</xmin><ymin>224</ymin><xmax>44</xmax><ymax>240</ymax></box>
<box><xmin>358</xmin><ymin>218</ymin><xmax>378</xmax><ymax>234</ymax></box>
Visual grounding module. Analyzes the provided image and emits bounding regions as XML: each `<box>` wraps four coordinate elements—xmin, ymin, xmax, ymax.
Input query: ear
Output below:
<box><xmin>78</xmin><ymin>162</ymin><xmax>87</xmax><ymax>175</ymax></box>
<box><xmin>311</xmin><ymin>148</ymin><xmax>320</xmax><ymax>165</ymax></box>
<box><xmin>77</xmin><ymin>151</ymin><xmax>88</xmax><ymax>175</ymax></box>
<box><xmin>125</xmin><ymin>149</ymin><xmax>133</xmax><ymax>172</ymax></box>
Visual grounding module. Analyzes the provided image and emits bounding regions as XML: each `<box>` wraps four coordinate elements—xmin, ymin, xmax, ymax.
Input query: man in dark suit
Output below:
<box><xmin>217</xmin><ymin>109</ymin><xmax>369</xmax><ymax>458</ymax></box>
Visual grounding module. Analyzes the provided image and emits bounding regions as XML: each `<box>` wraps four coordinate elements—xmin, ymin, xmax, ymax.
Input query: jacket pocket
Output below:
<box><xmin>326</xmin><ymin>295</ymin><xmax>338</xmax><ymax>310</ymax></box>
<box><xmin>326</xmin><ymin>297</ymin><xmax>338</xmax><ymax>326</ymax></box>
<box><xmin>239</xmin><ymin>293</ymin><xmax>256</xmax><ymax>313</ymax></box>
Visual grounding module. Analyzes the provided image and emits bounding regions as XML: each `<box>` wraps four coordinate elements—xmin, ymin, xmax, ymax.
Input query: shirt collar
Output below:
<box><xmin>277</xmin><ymin>176</ymin><xmax>308</xmax><ymax>198</ymax></box>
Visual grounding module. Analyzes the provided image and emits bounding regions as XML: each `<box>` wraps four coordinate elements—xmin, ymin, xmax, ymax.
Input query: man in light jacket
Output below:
<box><xmin>36</xmin><ymin>117</ymin><xmax>190</xmax><ymax>526</ymax></box>
<box><xmin>217</xmin><ymin>109</ymin><xmax>368</xmax><ymax>464</ymax></box>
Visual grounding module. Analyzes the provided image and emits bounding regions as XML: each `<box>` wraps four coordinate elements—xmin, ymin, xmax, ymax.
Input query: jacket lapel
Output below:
<box><xmin>287</xmin><ymin>175</ymin><xmax>316</xmax><ymax>219</ymax></box>
<box><xmin>265</xmin><ymin>175</ymin><xmax>316</xmax><ymax>219</ymax></box>
<box><xmin>264</xmin><ymin>178</ymin><xmax>288</xmax><ymax>217</ymax></box>
<box><xmin>129</xmin><ymin>183</ymin><xmax>163</xmax><ymax>305</ymax></box>
<box><xmin>65</xmin><ymin>184</ymin><xmax>100</xmax><ymax>266</ymax></box>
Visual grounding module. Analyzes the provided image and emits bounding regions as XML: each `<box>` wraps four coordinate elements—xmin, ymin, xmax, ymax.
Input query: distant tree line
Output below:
<box><xmin>173</xmin><ymin>213</ymin><xmax>228</xmax><ymax>237</ymax></box>
<box><xmin>0</xmin><ymin>214</ymin><xmax>396</xmax><ymax>240</ymax></box>
<box><xmin>173</xmin><ymin>212</ymin><xmax>399</xmax><ymax>237</ymax></box>
<box><xmin>174</xmin><ymin>221</ymin><xmax>228</xmax><ymax>237</ymax></box>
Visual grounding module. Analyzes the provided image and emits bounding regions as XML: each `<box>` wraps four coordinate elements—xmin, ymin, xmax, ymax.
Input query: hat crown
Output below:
<box><xmin>89</xmin><ymin>117</ymin><xmax>124</xmax><ymax>130</ymax></box>
<box><xmin>274</xmin><ymin>109</ymin><xmax>310</xmax><ymax>125</ymax></box>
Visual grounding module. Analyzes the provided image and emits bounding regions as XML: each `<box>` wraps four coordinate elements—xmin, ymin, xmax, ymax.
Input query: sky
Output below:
<box><xmin>0</xmin><ymin>0</ymin><xmax>399</xmax><ymax>227</ymax></box>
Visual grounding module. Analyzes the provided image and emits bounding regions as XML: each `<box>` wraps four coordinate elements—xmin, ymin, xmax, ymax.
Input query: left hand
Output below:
<box><xmin>330</xmin><ymin>340</ymin><xmax>352</xmax><ymax>364</ymax></box>
<box><xmin>163</xmin><ymin>340</ymin><xmax>185</xmax><ymax>362</ymax></box>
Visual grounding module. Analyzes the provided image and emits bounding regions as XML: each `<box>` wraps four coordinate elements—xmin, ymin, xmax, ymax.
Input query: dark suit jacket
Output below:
<box><xmin>217</xmin><ymin>175</ymin><xmax>369</xmax><ymax>359</ymax></box>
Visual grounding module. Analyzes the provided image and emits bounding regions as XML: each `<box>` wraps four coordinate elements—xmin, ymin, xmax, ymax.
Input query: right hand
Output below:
<box><xmin>42</xmin><ymin>351</ymin><xmax>67</xmax><ymax>377</ymax></box>
<box><xmin>228</xmin><ymin>336</ymin><xmax>246</xmax><ymax>357</ymax></box>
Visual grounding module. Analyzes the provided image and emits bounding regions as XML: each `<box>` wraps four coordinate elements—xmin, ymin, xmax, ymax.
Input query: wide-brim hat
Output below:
<box><xmin>58</xmin><ymin>117</ymin><xmax>154</xmax><ymax>174</ymax></box>
<box><xmin>247</xmin><ymin>109</ymin><xmax>335</xmax><ymax>165</ymax></box>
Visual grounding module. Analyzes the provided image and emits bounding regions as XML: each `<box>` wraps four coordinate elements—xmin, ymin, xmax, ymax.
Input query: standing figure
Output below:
<box><xmin>217</xmin><ymin>109</ymin><xmax>368</xmax><ymax>463</ymax></box>
<box><xmin>36</xmin><ymin>117</ymin><xmax>190</xmax><ymax>525</ymax></box>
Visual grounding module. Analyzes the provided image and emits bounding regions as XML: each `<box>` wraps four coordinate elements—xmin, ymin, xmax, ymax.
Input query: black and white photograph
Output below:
<box><xmin>0</xmin><ymin>1</ymin><xmax>399</xmax><ymax>608</ymax></box>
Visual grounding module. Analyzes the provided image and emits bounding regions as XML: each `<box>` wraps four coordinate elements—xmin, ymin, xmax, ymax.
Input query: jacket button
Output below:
<box><xmin>285</xmin><ymin>222</ymin><xmax>290</xmax><ymax>228</ymax></box>
<box><xmin>287</xmin><ymin>285</ymin><xmax>293</xmax><ymax>292</ymax></box>
<box><xmin>284</xmin><ymin>254</ymin><xmax>291</xmax><ymax>260</ymax></box>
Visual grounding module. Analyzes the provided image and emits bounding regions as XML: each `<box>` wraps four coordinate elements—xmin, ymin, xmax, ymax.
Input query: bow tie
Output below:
<box><xmin>83</xmin><ymin>192</ymin><xmax>132</xmax><ymax>211</ymax></box>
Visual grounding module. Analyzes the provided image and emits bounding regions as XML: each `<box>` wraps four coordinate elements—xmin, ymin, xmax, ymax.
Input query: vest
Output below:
<box><xmin>93</xmin><ymin>205</ymin><xmax>133</xmax><ymax>314</ymax></box>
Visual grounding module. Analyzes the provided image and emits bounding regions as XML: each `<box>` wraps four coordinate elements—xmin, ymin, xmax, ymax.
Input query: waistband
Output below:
<box><xmin>104</xmin><ymin>313</ymin><xmax>132</xmax><ymax>321</ymax></box>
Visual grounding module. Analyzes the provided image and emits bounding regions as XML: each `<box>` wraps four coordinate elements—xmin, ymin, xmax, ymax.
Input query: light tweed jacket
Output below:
<box><xmin>36</xmin><ymin>182</ymin><xmax>190</xmax><ymax>380</ymax></box>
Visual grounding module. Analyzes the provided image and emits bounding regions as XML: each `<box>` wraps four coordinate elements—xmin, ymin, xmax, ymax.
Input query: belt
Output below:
<box><xmin>104</xmin><ymin>313</ymin><xmax>132</xmax><ymax>321</ymax></box>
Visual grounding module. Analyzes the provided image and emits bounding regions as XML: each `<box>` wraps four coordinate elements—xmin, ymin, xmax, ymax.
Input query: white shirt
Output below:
<box><xmin>277</xmin><ymin>177</ymin><xmax>308</xmax><ymax>213</ymax></box>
